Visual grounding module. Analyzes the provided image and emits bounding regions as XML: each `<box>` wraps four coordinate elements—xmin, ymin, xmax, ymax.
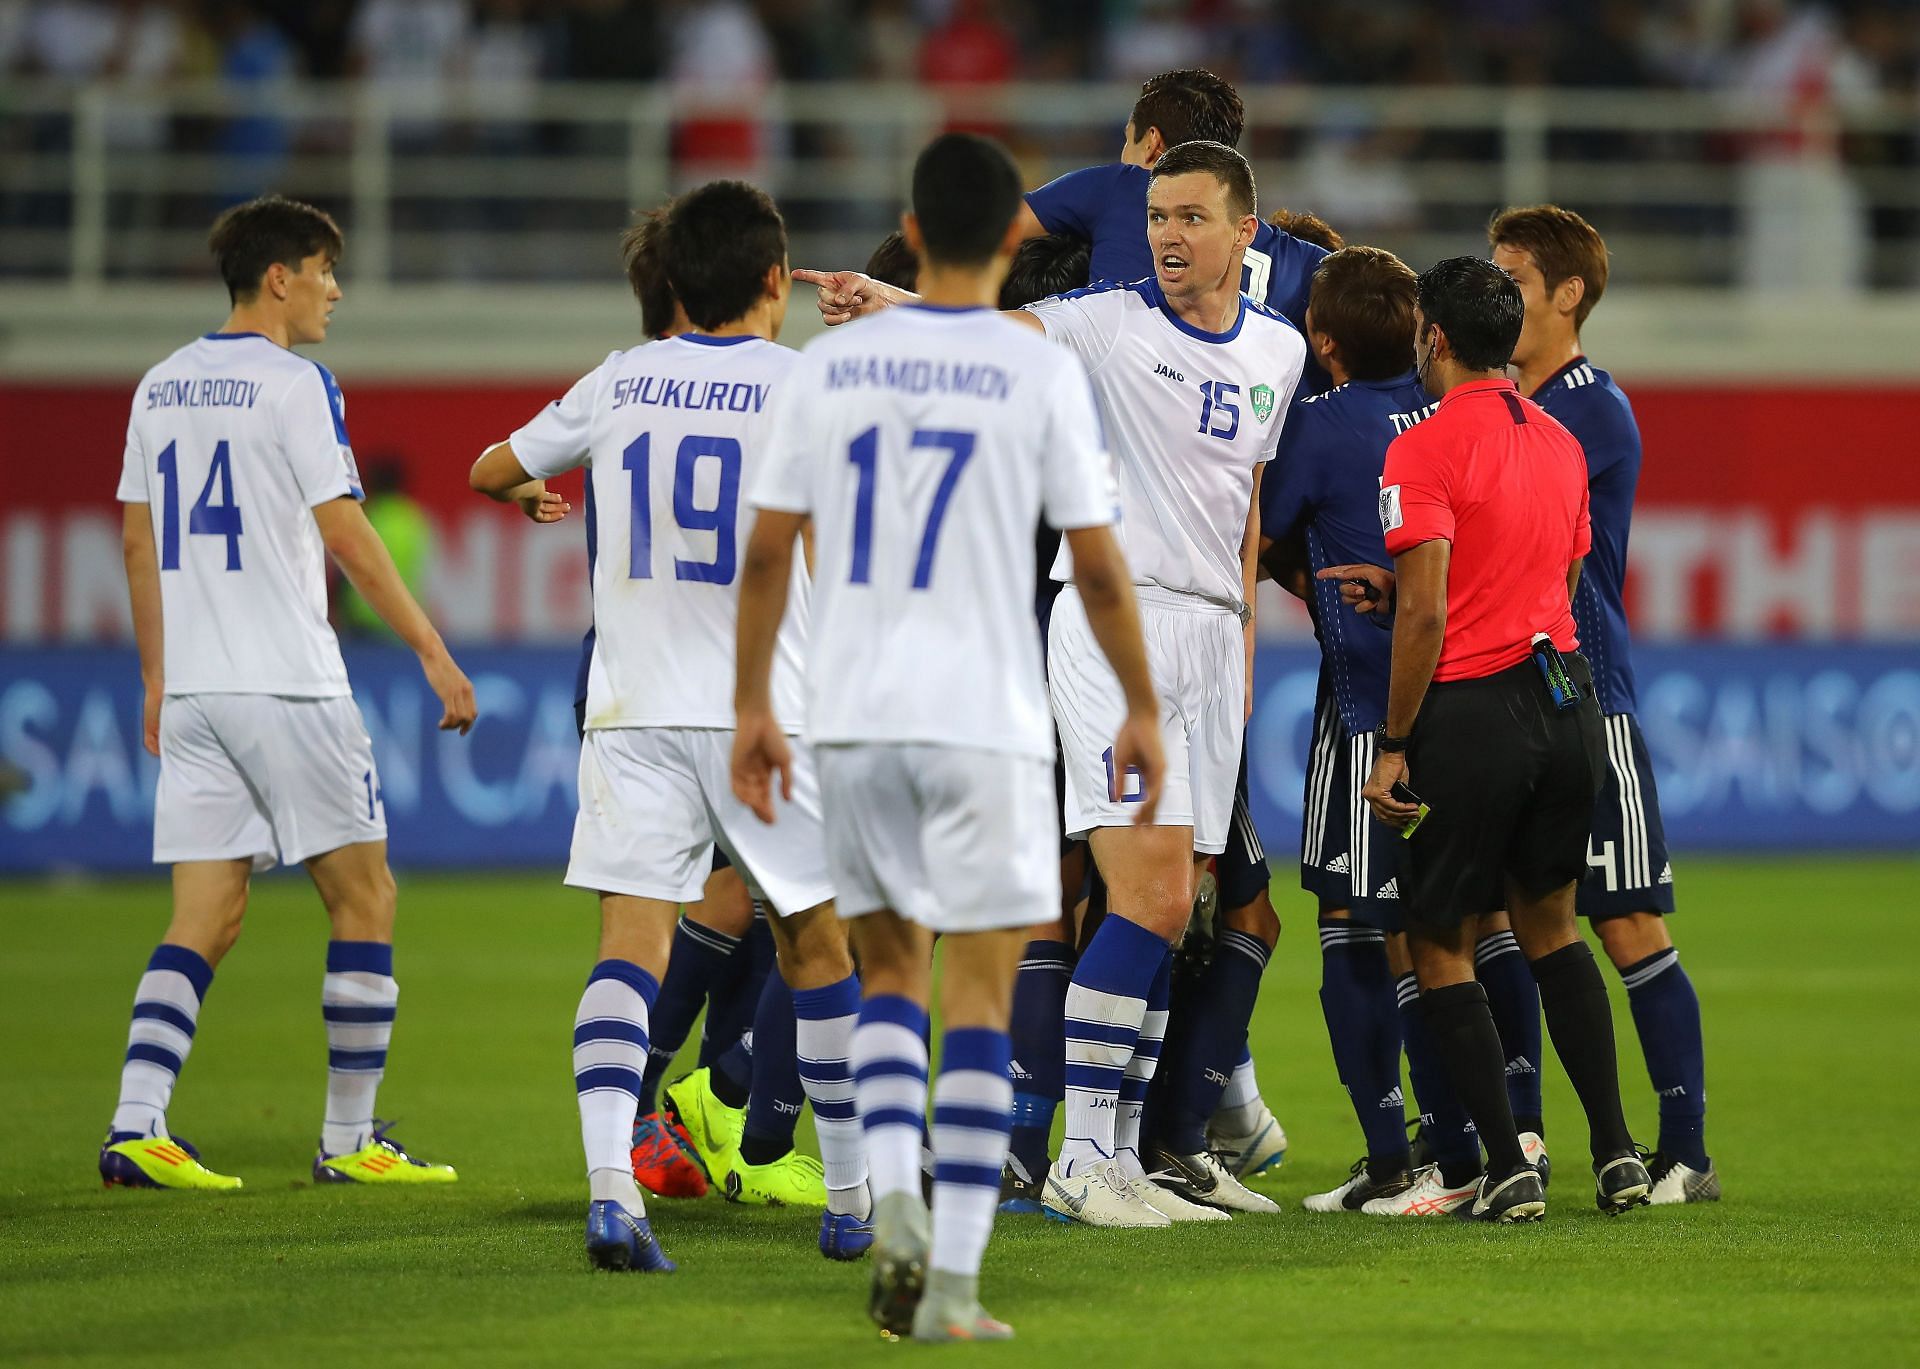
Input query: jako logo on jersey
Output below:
<box><xmin>1250</xmin><ymin>383</ymin><xmax>1275</xmax><ymax>422</ymax></box>
<box><xmin>1154</xmin><ymin>362</ymin><xmax>1186</xmax><ymax>383</ymax></box>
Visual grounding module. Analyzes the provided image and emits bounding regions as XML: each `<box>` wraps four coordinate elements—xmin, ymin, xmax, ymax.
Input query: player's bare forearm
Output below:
<box><xmin>1260</xmin><ymin>529</ymin><xmax>1311</xmax><ymax>599</ymax></box>
<box><xmin>1063</xmin><ymin>526</ymin><xmax>1157</xmax><ymax>717</ymax></box>
<box><xmin>1567</xmin><ymin>555</ymin><xmax>1584</xmax><ymax>603</ymax></box>
<box><xmin>121</xmin><ymin>505</ymin><xmax>164</xmax><ymax>691</ymax></box>
<box><xmin>1384</xmin><ymin>539</ymin><xmax>1449</xmax><ymax>737</ymax></box>
<box><xmin>471</xmin><ymin>441</ymin><xmax>539</xmax><ymax>503</ymax></box>
<box><xmin>735</xmin><ymin>510</ymin><xmax>805</xmax><ymax>716</ymax></box>
<box><xmin>313</xmin><ymin>498</ymin><xmax>446</xmax><ymax>661</ymax></box>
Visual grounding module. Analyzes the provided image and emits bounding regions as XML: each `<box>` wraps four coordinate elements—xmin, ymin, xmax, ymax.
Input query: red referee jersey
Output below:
<box><xmin>1380</xmin><ymin>378</ymin><xmax>1590</xmax><ymax>682</ymax></box>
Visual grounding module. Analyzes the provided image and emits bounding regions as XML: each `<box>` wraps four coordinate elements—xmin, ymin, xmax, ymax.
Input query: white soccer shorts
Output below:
<box><xmin>153</xmin><ymin>693</ymin><xmax>385</xmax><ymax>870</ymax></box>
<box><xmin>1047</xmin><ymin>584</ymin><xmax>1244</xmax><ymax>854</ymax></box>
<box><xmin>815</xmin><ymin>743</ymin><xmax>1060</xmax><ymax>934</ymax></box>
<box><xmin>567</xmin><ymin>726</ymin><xmax>835</xmax><ymax>917</ymax></box>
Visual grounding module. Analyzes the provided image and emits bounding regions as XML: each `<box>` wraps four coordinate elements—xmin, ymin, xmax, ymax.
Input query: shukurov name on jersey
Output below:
<box><xmin>823</xmin><ymin>355</ymin><xmax>1013</xmax><ymax>401</ymax></box>
<box><xmin>610</xmin><ymin>375</ymin><xmax>772</xmax><ymax>413</ymax></box>
<box><xmin>145</xmin><ymin>377</ymin><xmax>263</xmax><ymax>410</ymax></box>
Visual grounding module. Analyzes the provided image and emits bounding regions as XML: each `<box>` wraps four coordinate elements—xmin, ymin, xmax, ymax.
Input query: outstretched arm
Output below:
<box><xmin>792</xmin><ymin>268</ymin><xmax>1044</xmax><ymax>332</ymax></box>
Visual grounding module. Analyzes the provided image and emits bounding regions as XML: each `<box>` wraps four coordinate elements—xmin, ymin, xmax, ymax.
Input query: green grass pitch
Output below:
<box><xmin>4</xmin><ymin>858</ymin><xmax>1917</xmax><ymax>1367</ymax></box>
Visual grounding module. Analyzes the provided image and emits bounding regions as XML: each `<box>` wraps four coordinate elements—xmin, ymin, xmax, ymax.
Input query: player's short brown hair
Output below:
<box><xmin>1487</xmin><ymin>204</ymin><xmax>1609</xmax><ymax>330</ymax></box>
<box><xmin>1149</xmin><ymin>140</ymin><xmax>1255</xmax><ymax>222</ymax></box>
<box><xmin>620</xmin><ymin>204</ymin><xmax>677</xmax><ymax>339</ymax></box>
<box><xmin>207</xmin><ymin>195</ymin><xmax>343</xmax><ymax>303</ymax></box>
<box><xmin>1131</xmin><ymin>69</ymin><xmax>1244</xmax><ymax>150</ymax></box>
<box><xmin>1308</xmin><ymin>246</ymin><xmax>1417</xmax><ymax>382</ymax></box>
<box><xmin>1266</xmin><ymin>207</ymin><xmax>1344</xmax><ymax>253</ymax></box>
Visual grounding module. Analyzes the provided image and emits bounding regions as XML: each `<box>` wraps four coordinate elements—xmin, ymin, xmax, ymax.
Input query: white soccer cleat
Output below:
<box><xmin>1303</xmin><ymin>1156</ymin><xmax>1416</xmax><ymax>1213</ymax></box>
<box><xmin>1129</xmin><ymin>1170</ymin><xmax>1232</xmax><ymax>1223</ymax></box>
<box><xmin>1359</xmin><ymin>1164</ymin><xmax>1478</xmax><ymax>1217</ymax></box>
<box><xmin>1520</xmin><ymin>1131</ymin><xmax>1550</xmax><ymax>1187</ymax></box>
<box><xmin>1041</xmin><ymin>1158</ymin><xmax>1171</xmax><ymax>1229</ymax></box>
<box><xmin>1145</xmin><ymin>1144</ymin><xmax>1279</xmax><ymax>1214</ymax></box>
<box><xmin>1208</xmin><ymin>1103</ymin><xmax>1288</xmax><ymax>1178</ymax></box>
<box><xmin>1645</xmin><ymin>1153</ymin><xmax>1720</xmax><ymax>1205</ymax></box>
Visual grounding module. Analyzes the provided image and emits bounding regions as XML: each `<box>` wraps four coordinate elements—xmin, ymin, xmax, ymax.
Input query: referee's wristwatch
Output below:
<box><xmin>1374</xmin><ymin>725</ymin><xmax>1411</xmax><ymax>754</ymax></box>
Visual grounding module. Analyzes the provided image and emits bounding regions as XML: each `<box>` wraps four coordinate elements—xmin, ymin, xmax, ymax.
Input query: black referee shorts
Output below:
<box><xmin>1401</xmin><ymin>653</ymin><xmax>1605</xmax><ymax>932</ymax></box>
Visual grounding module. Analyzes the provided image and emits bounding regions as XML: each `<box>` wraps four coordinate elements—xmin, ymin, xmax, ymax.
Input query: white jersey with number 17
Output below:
<box><xmin>510</xmin><ymin>333</ymin><xmax>811</xmax><ymax>733</ymax></box>
<box><xmin>752</xmin><ymin>305</ymin><xmax>1119</xmax><ymax>761</ymax></box>
<box><xmin>116</xmin><ymin>332</ymin><xmax>365</xmax><ymax>698</ymax></box>
<box><xmin>1025</xmin><ymin>278</ymin><xmax>1307</xmax><ymax>610</ymax></box>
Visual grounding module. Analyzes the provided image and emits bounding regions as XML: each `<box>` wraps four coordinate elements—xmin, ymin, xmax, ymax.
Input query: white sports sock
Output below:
<box><xmin>111</xmin><ymin>945</ymin><xmax>213</xmax><ymax>1139</ymax></box>
<box><xmin>321</xmin><ymin>942</ymin><xmax>399</xmax><ymax>1156</ymax></box>
<box><xmin>1060</xmin><ymin>981</ymin><xmax>1147</xmax><ymax>1175</ymax></box>
<box><xmin>793</xmin><ymin>976</ymin><xmax>868</xmax><ymax>1195</ymax></box>
<box><xmin>1216</xmin><ymin>1052</ymin><xmax>1264</xmax><ymax>1134</ymax></box>
<box><xmin>850</xmin><ymin>996</ymin><xmax>929</xmax><ymax>1203</ymax></box>
<box><xmin>930</xmin><ymin>1029</ymin><xmax>1013</xmax><ymax>1279</ymax></box>
<box><xmin>1115</xmin><ymin>1004</ymin><xmax>1169</xmax><ymax>1173</ymax></box>
<box><xmin>575</xmin><ymin>960</ymin><xmax>657</xmax><ymax>1211</ymax></box>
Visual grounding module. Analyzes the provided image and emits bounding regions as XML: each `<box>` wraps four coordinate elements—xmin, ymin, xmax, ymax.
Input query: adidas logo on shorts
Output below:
<box><xmin>1658</xmin><ymin>863</ymin><xmax>1674</xmax><ymax>885</ymax></box>
<box><xmin>1325</xmin><ymin>853</ymin><xmax>1351</xmax><ymax>875</ymax></box>
<box><xmin>1375</xmin><ymin>878</ymin><xmax>1399</xmax><ymax>900</ymax></box>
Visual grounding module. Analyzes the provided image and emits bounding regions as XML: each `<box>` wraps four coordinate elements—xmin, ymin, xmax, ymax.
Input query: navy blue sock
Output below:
<box><xmin>1475</xmin><ymin>928</ymin><xmax>1544</xmax><ymax>1133</ymax></box>
<box><xmin>1397</xmin><ymin>973</ymin><xmax>1483</xmax><ymax>1184</ymax></box>
<box><xmin>1318</xmin><ymin>921</ymin><xmax>1409</xmax><ymax>1171</ymax></box>
<box><xmin>699</xmin><ymin>915</ymin><xmax>773</xmax><ymax>1069</ymax></box>
<box><xmin>1621</xmin><ymin>947</ymin><xmax>1709</xmax><ymax>1169</ymax></box>
<box><xmin>739</xmin><ymin>970</ymin><xmax>803</xmax><ymax>1165</ymax></box>
<box><xmin>1159</xmin><ymin>929</ymin><xmax>1271</xmax><ymax>1155</ymax></box>
<box><xmin>1007</xmin><ymin>939</ymin><xmax>1074</xmax><ymax>1183</ymax></box>
<box><xmin>637</xmin><ymin>916</ymin><xmax>743</xmax><ymax>1116</ymax></box>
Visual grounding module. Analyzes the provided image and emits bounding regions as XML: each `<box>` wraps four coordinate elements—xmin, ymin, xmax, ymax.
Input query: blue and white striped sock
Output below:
<box><xmin>850</xmin><ymin>994</ymin><xmax>929</xmax><ymax>1203</ymax></box>
<box><xmin>794</xmin><ymin>974</ymin><xmax>868</xmax><ymax>1214</ymax></box>
<box><xmin>1115</xmin><ymin>949</ymin><xmax>1172</xmax><ymax>1177</ymax></box>
<box><xmin>1060</xmin><ymin>914</ymin><xmax>1164</xmax><ymax>1175</ymax></box>
<box><xmin>110</xmin><ymin>944</ymin><xmax>214</xmax><ymax>1141</ymax></box>
<box><xmin>321</xmin><ymin>941</ymin><xmax>398</xmax><ymax>1157</ymax></box>
<box><xmin>931</xmin><ymin>1028</ymin><xmax>1013</xmax><ymax>1278</ymax></box>
<box><xmin>575</xmin><ymin>959</ymin><xmax>658</xmax><ymax>1208</ymax></box>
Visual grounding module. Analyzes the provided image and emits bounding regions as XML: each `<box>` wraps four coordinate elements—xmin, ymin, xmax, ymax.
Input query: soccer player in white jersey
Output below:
<box><xmin>733</xmin><ymin>132</ymin><xmax>1164</xmax><ymax>1342</ymax></box>
<box><xmin>798</xmin><ymin>140</ymin><xmax>1305</xmax><ymax>1224</ymax></box>
<box><xmin>469</xmin><ymin>181</ymin><xmax>871</xmax><ymax>1274</ymax></box>
<box><xmin>104</xmin><ymin>196</ymin><xmax>475</xmax><ymax>1192</ymax></box>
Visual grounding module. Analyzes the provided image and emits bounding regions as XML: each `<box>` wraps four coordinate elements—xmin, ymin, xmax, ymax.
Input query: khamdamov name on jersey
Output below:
<box><xmin>823</xmin><ymin>356</ymin><xmax>1013</xmax><ymax>401</ymax></box>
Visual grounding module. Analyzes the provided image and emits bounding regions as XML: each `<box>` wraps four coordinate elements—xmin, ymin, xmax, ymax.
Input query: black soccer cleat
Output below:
<box><xmin>1594</xmin><ymin>1150</ymin><xmax>1653</xmax><ymax>1214</ymax></box>
<box><xmin>997</xmin><ymin>1158</ymin><xmax>1045</xmax><ymax>1215</ymax></box>
<box><xmin>1458</xmin><ymin>1166</ymin><xmax>1547</xmax><ymax>1223</ymax></box>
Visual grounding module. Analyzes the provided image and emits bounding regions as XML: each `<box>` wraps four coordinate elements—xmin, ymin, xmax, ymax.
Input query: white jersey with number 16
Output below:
<box><xmin>752</xmin><ymin>305</ymin><xmax>1119</xmax><ymax>761</ymax></box>
<box><xmin>116</xmin><ymin>332</ymin><xmax>365</xmax><ymax>698</ymax></box>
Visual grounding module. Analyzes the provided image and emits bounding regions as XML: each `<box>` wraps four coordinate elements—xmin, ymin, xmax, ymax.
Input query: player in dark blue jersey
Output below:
<box><xmin>1260</xmin><ymin>245</ymin><xmax>1525</xmax><ymax>1216</ymax></box>
<box><xmin>1492</xmin><ymin>205</ymin><xmax>1717</xmax><ymax>1204</ymax></box>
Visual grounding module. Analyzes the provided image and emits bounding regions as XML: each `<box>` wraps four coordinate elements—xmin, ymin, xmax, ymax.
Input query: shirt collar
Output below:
<box><xmin>1534</xmin><ymin>354</ymin><xmax>1590</xmax><ymax>395</ymax></box>
<box><xmin>1437</xmin><ymin>377</ymin><xmax>1520</xmax><ymax>409</ymax></box>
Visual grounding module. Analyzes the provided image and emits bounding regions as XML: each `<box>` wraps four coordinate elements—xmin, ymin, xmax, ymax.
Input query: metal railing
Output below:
<box><xmin>4</xmin><ymin>80</ymin><xmax>1917</xmax><ymax>292</ymax></box>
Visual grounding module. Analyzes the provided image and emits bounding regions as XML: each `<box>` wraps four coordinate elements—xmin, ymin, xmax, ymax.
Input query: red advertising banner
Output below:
<box><xmin>5</xmin><ymin>380</ymin><xmax>1918</xmax><ymax>642</ymax></box>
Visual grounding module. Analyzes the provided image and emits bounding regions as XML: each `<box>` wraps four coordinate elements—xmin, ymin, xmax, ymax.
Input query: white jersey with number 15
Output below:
<box><xmin>752</xmin><ymin>305</ymin><xmax>1119</xmax><ymax>761</ymax></box>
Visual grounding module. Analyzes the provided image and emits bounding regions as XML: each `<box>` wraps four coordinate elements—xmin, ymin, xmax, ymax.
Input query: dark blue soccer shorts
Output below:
<box><xmin>1578</xmin><ymin>711</ymin><xmax>1676</xmax><ymax>920</ymax></box>
<box><xmin>1298</xmin><ymin>688</ymin><xmax>1405</xmax><ymax>932</ymax></box>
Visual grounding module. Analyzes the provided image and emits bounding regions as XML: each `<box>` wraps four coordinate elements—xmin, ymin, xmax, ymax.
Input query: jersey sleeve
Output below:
<box><xmin>1260</xmin><ymin>328</ymin><xmax>1309</xmax><ymax>465</ymax></box>
<box><xmin>1025</xmin><ymin>163</ymin><xmax>1130</xmax><ymax>240</ymax></box>
<box><xmin>116</xmin><ymin>403</ymin><xmax>148</xmax><ymax>503</ymax></box>
<box><xmin>1023</xmin><ymin>287</ymin><xmax>1125</xmax><ymax>376</ymax></box>
<box><xmin>1258</xmin><ymin>403</ymin><xmax>1316</xmax><ymax>540</ymax></box>
<box><xmin>1039</xmin><ymin>353</ymin><xmax>1120</xmax><ymax>531</ymax></box>
<box><xmin>1572</xmin><ymin>474</ymin><xmax>1593</xmax><ymax>561</ymax></box>
<box><xmin>749</xmin><ymin>363</ymin><xmax>817</xmax><ymax>515</ymax></box>
<box><xmin>510</xmin><ymin>355</ymin><xmax>612</xmax><ymax>479</ymax></box>
<box><xmin>1379</xmin><ymin>430</ymin><xmax>1453</xmax><ymax>555</ymax></box>
<box><xmin>281</xmin><ymin>363</ymin><xmax>366</xmax><ymax>507</ymax></box>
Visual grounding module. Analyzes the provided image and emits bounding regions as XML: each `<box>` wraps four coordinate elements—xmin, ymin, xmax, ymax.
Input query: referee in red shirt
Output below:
<box><xmin>1362</xmin><ymin>257</ymin><xmax>1649</xmax><ymax>1222</ymax></box>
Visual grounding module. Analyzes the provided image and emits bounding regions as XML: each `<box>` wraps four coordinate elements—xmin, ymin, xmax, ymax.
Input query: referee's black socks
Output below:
<box><xmin>1530</xmin><ymin>941</ymin><xmax>1635</xmax><ymax>1162</ymax></box>
<box><xmin>1418</xmin><ymin>981</ymin><xmax>1528</xmax><ymax>1180</ymax></box>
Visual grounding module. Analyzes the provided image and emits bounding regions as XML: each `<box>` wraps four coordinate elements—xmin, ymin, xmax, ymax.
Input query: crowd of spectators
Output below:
<box><xmin>2</xmin><ymin>0</ymin><xmax>1914</xmax><ymax>95</ymax></box>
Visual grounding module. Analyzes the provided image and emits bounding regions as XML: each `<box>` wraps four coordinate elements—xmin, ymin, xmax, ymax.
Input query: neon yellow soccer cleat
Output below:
<box><xmin>664</xmin><ymin>1067</ymin><xmax>744</xmax><ymax>1188</ymax></box>
<box><xmin>100</xmin><ymin>1134</ymin><xmax>243</xmax><ymax>1191</ymax></box>
<box><xmin>725</xmin><ymin>1149</ymin><xmax>828</xmax><ymax>1207</ymax></box>
<box><xmin>313</xmin><ymin>1124</ymin><xmax>457</xmax><ymax>1185</ymax></box>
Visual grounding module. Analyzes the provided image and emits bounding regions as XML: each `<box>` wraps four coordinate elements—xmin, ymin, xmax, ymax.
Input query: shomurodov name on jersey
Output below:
<box><xmin>610</xmin><ymin>376</ymin><xmax>772</xmax><ymax>413</ymax></box>
<box><xmin>823</xmin><ymin>356</ymin><xmax>1013</xmax><ymax>401</ymax></box>
<box><xmin>145</xmin><ymin>378</ymin><xmax>263</xmax><ymax>410</ymax></box>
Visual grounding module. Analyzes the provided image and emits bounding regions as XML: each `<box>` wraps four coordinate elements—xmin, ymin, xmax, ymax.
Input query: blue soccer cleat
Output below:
<box><xmin>819</xmin><ymin>1208</ymin><xmax>875</xmax><ymax>1261</ymax></box>
<box><xmin>586</xmin><ymin>1199</ymin><xmax>675</xmax><ymax>1273</ymax></box>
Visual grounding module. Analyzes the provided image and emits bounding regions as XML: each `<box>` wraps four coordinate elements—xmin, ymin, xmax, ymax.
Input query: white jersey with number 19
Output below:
<box><xmin>752</xmin><ymin>305</ymin><xmax>1119</xmax><ymax>761</ymax></box>
<box><xmin>511</xmin><ymin>332</ymin><xmax>810</xmax><ymax>733</ymax></box>
<box><xmin>116</xmin><ymin>331</ymin><xmax>365</xmax><ymax>697</ymax></box>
